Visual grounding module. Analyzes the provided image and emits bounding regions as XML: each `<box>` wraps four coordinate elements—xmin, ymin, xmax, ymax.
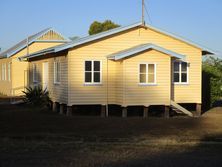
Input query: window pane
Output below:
<box><xmin>181</xmin><ymin>73</ymin><xmax>187</xmax><ymax>82</ymax></box>
<box><xmin>94</xmin><ymin>61</ymin><xmax>100</xmax><ymax>71</ymax></box>
<box><xmin>181</xmin><ymin>62</ymin><xmax>187</xmax><ymax>72</ymax></box>
<box><xmin>148</xmin><ymin>64</ymin><xmax>154</xmax><ymax>73</ymax></box>
<box><xmin>94</xmin><ymin>72</ymin><xmax>100</xmax><ymax>83</ymax></box>
<box><xmin>148</xmin><ymin>74</ymin><xmax>155</xmax><ymax>83</ymax></box>
<box><xmin>85</xmin><ymin>72</ymin><xmax>92</xmax><ymax>82</ymax></box>
<box><xmin>174</xmin><ymin>73</ymin><xmax>179</xmax><ymax>82</ymax></box>
<box><xmin>140</xmin><ymin>64</ymin><xmax>146</xmax><ymax>73</ymax></box>
<box><xmin>85</xmin><ymin>61</ymin><xmax>92</xmax><ymax>71</ymax></box>
<box><xmin>140</xmin><ymin>74</ymin><xmax>146</xmax><ymax>83</ymax></box>
<box><xmin>174</xmin><ymin>62</ymin><xmax>179</xmax><ymax>72</ymax></box>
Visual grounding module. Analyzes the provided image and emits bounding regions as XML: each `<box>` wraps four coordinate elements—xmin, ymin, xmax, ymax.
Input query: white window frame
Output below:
<box><xmin>173</xmin><ymin>60</ymin><xmax>189</xmax><ymax>85</ymax></box>
<box><xmin>33</xmin><ymin>63</ymin><xmax>38</xmax><ymax>83</ymax></box>
<box><xmin>84</xmin><ymin>60</ymin><xmax>102</xmax><ymax>85</ymax></box>
<box><xmin>54</xmin><ymin>61</ymin><xmax>61</xmax><ymax>84</ymax></box>
<box><xmin>138</xmin><ymin>63</ymin><xmax>157</xmax><ymax>86</ymax></box>
<box><xmin>8</xmin><ymin>63</ymin><xmax>11</xmax><ymax>81</ymax></box>
<box><xmin>1</xmin><ymin>63</ymin><xmax>6</xmax><ymax>81</ymax></box>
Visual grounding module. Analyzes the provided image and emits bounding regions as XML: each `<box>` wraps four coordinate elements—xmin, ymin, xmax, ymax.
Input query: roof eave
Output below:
<box><xmin>21</xmin><ymin>49</ymin><xmax>55</xmax><ymax>60</ymax></box>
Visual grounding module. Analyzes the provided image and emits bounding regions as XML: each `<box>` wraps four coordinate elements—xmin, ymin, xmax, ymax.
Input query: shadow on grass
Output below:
<box><xmin>0</xmin><ymin>104</ymin><xmax>222</xmax><ymax>166</ymax></box>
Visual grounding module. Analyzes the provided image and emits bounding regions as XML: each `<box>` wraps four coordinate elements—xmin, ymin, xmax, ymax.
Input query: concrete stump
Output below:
<box><xmin>53</xmin><ymin>102</ymin><xmax>59</xmax><ymax>112</ymax></box>
<box><xmin>122</xmin><ymin>107</ymin><xmax>127</xmax><ymax>118</ymax></box>
<box><xmin>59</xmin><ymin>104</ymin><xmax>65</xmax><ymax>115</ymax></box>
<box><xmin>164</xmin><ymin>106</ymin><xmax>170</xmax><ymax>118</ymax></box>
<box><xmin>101</xmin><ymin>105</ymin><xmax>106</xmax><ymax>118</ymax></box>
<box><xmin>143</xmin><ymin>106</ymin><xmax>149</xmax><ymax>118</ymax></box>
<box><xmin>66</xmin><ymin>106</ymin><xmax>72</xmax><ymax>116</ymax></box>
<box><xmin>196</xmin><ymin>103</ymin><xmax>202</xmax><ymax>117</ymax></box>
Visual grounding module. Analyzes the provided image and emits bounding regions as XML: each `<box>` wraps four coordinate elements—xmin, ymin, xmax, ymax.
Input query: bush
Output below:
<box><xmin>23</xmin><ymin>86</ymin><xmax>50</xmax><ymax>107</ymax></box>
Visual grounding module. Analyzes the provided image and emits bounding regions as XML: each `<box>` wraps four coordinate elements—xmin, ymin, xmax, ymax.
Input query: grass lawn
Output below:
<box><xmin>0</xmin><ymin>104</ymin><xmax>222</xmax><ymax>167</ymax></box>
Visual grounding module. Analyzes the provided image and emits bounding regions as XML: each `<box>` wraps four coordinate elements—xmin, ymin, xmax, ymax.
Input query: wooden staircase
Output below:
<box><xmin>170</xmin><ymin>100</ymin><xmax>193</xmax><ymax>117</ymax></box>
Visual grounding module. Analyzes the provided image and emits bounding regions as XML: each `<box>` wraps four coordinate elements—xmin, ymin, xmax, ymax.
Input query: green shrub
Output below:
<box><xmin>23</xmin><ymin>86</ymin><xmax>50</xmax><ymax>106</ymax></box>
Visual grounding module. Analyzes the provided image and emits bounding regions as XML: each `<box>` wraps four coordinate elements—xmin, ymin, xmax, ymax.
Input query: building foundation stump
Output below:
<box><xmin>53</xmin><ymin>102</ymin><xmax>58</xmax><ymax>112</ymax></box>
<box><xmin>101</xmin><ymin>105</ymin><xmax>106</xmax><ymax>117</ymax></box>
<box><xmin>59</xmin><ymin>104</ymin><xmax>65</xmax><ymax>115</ymax></box>
<box><xmin>143</xmin><ymin>106</ymin><xmax>149</xmax><ymax>118</ymax></box>
<box><xmin>196</xmin><ymin>103</ymin><xmax>202</xmax><ymax>116</ymax></box>
<box><xmin>164</xmin><ymin>106</ymin><xmax>170</xmax><ymax>118</ymax></box>
<box><xmin>122</xmin><ymin>107</ymin><xmax>127</xmax><ymax>118</ymax></box>
<box><xmin>66</xmin><ymin>106</ymin><xmax>72</xmax><ymax>116</ymax></box>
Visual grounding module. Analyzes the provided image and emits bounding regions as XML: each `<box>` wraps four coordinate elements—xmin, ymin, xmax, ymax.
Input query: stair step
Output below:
<box><xmin>170</xmin><ymin>100</ymin><xmax>193</xmax><ymax>117</ymax></box>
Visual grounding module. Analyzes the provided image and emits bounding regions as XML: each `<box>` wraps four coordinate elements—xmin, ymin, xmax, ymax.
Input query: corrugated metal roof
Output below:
<box><xmin>107</xmin><ymin>43</ymin><xmax>186</xmax><ymax>61</ymax></box>
<box><xmin>22</xmin><ymin>21</ymin><xmax>215</xmax><ymax>60</ymax></box>
<box><xmin>0</xmin><ymin>28</ymin><xmax>70</xmax><ymax>58</ymax></box>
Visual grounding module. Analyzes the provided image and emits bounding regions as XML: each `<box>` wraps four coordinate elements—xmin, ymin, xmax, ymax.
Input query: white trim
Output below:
<box><xmin>1</xmin><ymin>63</ymin><xmax>7</xmax><ymax>81</ymax></box>
<box><xmin>8</xmin><ymin>63</ymin><xmax>11</xmax><ymax>81</ymax></box>
<box><xmin>33</xmin><ymin>63</ymin><xmax>38</xmax><ymax>83</ymax></box>
<box><xmin>173</xmin><ymin>60</ymin><xmax>189</xmax><ymax>84</ymax></box>
<box><xmin>54</xmin><ymin>60</ymin><xmax>61</xmax><ymax>85</ymax></box>
<box><xmin>84</xmin><ymin>60</ymin><xmax>102</xmax><ymax>85</ymax></box>
<box><xmin>138</xmin><ymin>83</ymin><xmax>158</xmax><ymax>86</ymax></box>
<box><xmin>138</xmin><ymin>63</ymin><xmax>157</xmax><ymax>85</ymax></box>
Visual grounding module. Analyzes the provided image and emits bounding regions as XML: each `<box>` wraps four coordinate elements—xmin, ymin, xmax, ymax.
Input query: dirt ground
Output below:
<box><xmin>0</xmin><ymin>104</ymin><xmax>222</xmax><ymax>167</ymax></box>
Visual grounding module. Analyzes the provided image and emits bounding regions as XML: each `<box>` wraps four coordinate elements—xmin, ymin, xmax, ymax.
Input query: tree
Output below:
<box><xmin>88</xmin><ymin>20</ymin><xmax>120</xmax><ymax>35</ymax></box>
<box><xmin>202</xmin><ymin>57</ymin><xmax>222</xmax><ymax>108</ymax></box>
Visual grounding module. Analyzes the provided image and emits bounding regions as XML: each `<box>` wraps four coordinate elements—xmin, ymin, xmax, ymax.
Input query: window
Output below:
<box><xmin>85</xmin><ymin>61</ymin><xmax>101</xmax><ymax>84</ymax></box>
<box><xmin>173</xmin><ymin>61</ymin><xmax>188</xmax><ymax>84</ymax></box>
<box><xmin>8</xmin><ymin>63</ymin><xmax>11</xmax><ymax>81</ymax></box>
<box><xmin>33</xmin><ymin>64</ymin><xmax>38</xmax><ymax>82</ymax></box>
<box><xmin>1</xmin><ymin>63</ymin><xmax>6</xmax><ymax>81</ymax></box>
<box><xmin>139</xmin><ymin>63</ymin><xmax>156</xmax><ymax>84</ymax></box>
<box><xmin>54</xmin><ymin>61</ymin><xmax>61</xmax><ymax>84</ymax></box>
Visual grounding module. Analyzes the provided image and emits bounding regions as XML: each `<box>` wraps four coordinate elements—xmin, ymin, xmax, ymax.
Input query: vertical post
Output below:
<box><xmin>59</xmin><ymin>104</ymin><xmax>64</xmax><ymax>115</ymax></box>
<box><xmin>122</xmin><ymin>107</ymin><xmax>127</xmax><ymax>118</ymax></box>
<box><xmin>143</xmin><ymin>106</ymin><xmax>149</xmax><ymax>118</ymax></box>
<box><xmin>101</xmin><ymin>105</ymin><xmax>106</xmax><ymax>118</ymax></box>
<box><xmin>26</xmin><ymin>37</ymin><xmax>29</xmax><ymax>56</ymax></box>
<box><xmin>53</xmin><ymin>102</ymin><xmax>58</xmax><ymax>112</ymax></box>
<box><xmin>142</xmin><ymin>0</ymin><xmax>145</xmax><ymax>25</ymax></box>
<box><xmin>66</xmin><ymin>106</ymin><xmax>72</xmax><ymax>116</ymax></box>
<box><xmin>196</xmin><ymin>103</ymin><xmax>202</xmax><ymax>116</ymax></box>
<box><xmin>164</xmin><ymin>106</ymin><xmax>170</xmax><ymax>118</ymax></box>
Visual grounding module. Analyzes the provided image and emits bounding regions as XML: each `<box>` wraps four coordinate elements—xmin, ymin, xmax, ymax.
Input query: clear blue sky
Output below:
<box><xmin>0</xmin><ymin>0</ymin><xmax>221</xmax><ymax>55</ymax></box>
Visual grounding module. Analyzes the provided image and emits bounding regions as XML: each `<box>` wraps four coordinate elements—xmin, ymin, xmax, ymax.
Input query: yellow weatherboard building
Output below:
<box><xmin>21</xmin><ymin>22</ymin><xmax>214</xmax><ymax>117</ymax></box>
<box><xmin>0</xmin><ymin>28</ymin><xmax>69</xmax><ymax>96</ymax></box>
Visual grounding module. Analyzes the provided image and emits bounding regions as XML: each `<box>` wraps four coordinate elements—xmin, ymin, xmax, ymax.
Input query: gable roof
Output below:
<box><xmin>107</xmin><ymin>43</ymin><xmax>186</xmax><ymax>61</ymax></box>
<box><xmin>0</xmin><ymin>28</ymin><xmax>70</xmax><ymax>58</ymax></box>
<box><xmin>22</xmin><ymin>21</ymin><xmax>215</xmax><ymax>60</ymax></box>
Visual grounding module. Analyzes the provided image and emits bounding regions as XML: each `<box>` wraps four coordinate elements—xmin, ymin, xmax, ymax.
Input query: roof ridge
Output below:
<box><xmin>0</xmin><ymin>27</ymin><xmax>68</xmax><ymax>58</ymax></box>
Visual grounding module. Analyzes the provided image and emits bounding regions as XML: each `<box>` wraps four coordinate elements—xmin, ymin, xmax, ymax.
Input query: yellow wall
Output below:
<box><xmin>27</xmin><ymin>26</ymin><xmax>202</xmax><ymax>106</ymax></box>
<box><xmin>123</xmin><ymin>50</ymin><xmax>171</xmax><ymax>106</ymax></box>
<box><xmin>0</xmin><ymin>42</ymin><xmax>65</xmax><ymax>96</ymax></box>
<box><xmin>37</xmin><ymin>30</ymin><xmax>65</xmax><ymax>41</ymax></box>
<box><xmin>0</xmin><ymin>58</ymin><xmax>12</xmax><ymax>95</ymax></box>
<box><xmin>66</xmin><ymin>26</ymin><xmax>202</xmax><ymax>106</ymax></box>
<box><xmin>29</xmin><ymin>54</ymin><xmax>68</xmax><ymax>104</ymax></box>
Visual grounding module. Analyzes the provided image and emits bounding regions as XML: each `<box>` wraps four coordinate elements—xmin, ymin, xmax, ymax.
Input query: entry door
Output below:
<box><xmin>42</xmin><ymin>62</ymin><xmax>49</xmax><ymax>90</ymax></box>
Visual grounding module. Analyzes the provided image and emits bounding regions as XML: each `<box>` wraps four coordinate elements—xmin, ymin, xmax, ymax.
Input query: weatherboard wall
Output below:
<box><xmin>0</xmin><ymin>42</ymin><xmax>65</xmax><ymax>96</ymax></box>
<box><xmin>66</xmin><ymin>26</ymin><xmax>202</xmax><ymax>106</ymax></box>
<box><xmin>29</xmin><ymin>54</ymin><xmax>68</xmax><ymax>104</ymax></box>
